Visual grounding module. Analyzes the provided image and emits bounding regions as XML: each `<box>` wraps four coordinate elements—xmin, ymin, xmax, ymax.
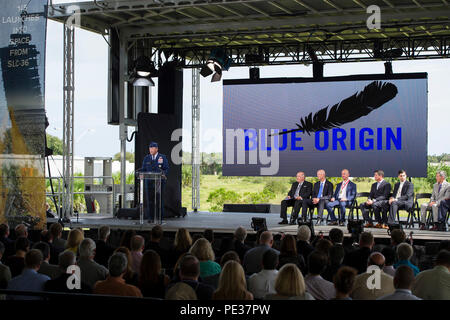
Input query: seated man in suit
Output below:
<box><xmin>304</xmin><ymin>169</ymin><xmax>333</xmax><ymax>225</ymax></box>
<box><xmin>420</xmin><ymin>171</ymin><xmax>450</xmax><ymax>231</ymax></box>
<box><xmin>279</xmin><ymin>171</ymin><xmax>313</xmax><ymax>225</ymax></box>
<box><xmin>326</xmin><ymin>169</ymin><xmax>357</xmax><ymax>226</ymax></box>
<box><xmin>387</xmin><ymin>169</ymin><xmax>414</xmax><ymax>226</ymax></box>
<box><xmin>360</xmin><ymin>170</ymin><xmax>391</xmax><ymax>229</ymax></box>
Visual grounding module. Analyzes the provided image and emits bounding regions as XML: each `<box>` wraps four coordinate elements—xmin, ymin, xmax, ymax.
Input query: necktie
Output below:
<box><xmin>318</xmin><ymin>182</ymin><xmax>324</xmax><ymax>198</ymax></box>
<box><xmin>294</xmin><ymin>183</ymin><xmax>302</xmax><ymax>198</ymax></box>
<box><xmin>438</xmin><ymin>184</ymin><xmax>442</xmax><ymax>193</ymax></box>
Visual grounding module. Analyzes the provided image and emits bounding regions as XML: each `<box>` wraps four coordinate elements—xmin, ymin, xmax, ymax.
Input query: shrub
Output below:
<box><xmin>206</xmin><ymin>188</ymin><xmax>241</xmax><ymax>212</ymax></box>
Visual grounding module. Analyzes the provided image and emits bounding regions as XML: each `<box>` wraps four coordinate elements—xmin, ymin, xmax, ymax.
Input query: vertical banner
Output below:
<box><xmin>0</xmin><ymin>1</ymin><xmax>48</xmax><ymax>229</ymax></box>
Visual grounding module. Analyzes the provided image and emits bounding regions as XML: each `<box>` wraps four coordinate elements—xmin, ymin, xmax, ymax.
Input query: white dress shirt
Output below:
<box><xmin>248</xmin><ymin>269</ymin><xmax>278</xmax><ymax>299</ymax></box>
<box><xmin>395</xmin><ymin>181</ymin><xmax>405</xmax><ymax>200</ymax></box>
<box><xmin>305</xmin><ymin>274</ymin><xmax>336</xmax><ymax>300</ymax></box>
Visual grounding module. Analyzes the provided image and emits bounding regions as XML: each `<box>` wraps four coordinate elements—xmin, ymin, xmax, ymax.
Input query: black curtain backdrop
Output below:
<box><xmin>135</xmin><ymin>113</ymin><xmax>182</xmax><ymax>218</ymax></box>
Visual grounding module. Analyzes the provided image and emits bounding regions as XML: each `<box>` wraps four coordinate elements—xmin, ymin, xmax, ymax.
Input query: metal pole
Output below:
<box><xmin>191</xmin><ymin>68</ymin><xmax>200</xmax><ymax>211</ymax></box>
<box><xmin>62</xmin><ymin>22</ymin><xmax>74</xmax><ymax>221</ymax></box>
<box><xmin>120</xmin><ymin>123</ymin><xmax>127</xmax><ymax>208</ymax></box>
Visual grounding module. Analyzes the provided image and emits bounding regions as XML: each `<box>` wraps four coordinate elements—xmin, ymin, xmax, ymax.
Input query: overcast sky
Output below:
<box><xmin>45</xmin><ymin>1</ymin><xmax>450</xmax><ymax>158</ymax></box>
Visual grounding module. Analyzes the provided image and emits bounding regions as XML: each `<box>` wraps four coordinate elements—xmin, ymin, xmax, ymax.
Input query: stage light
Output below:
<box><xmin>384</xmin><ymin>61</ymin><xmax>393</xmax><ymax>75</ymax></box>
<box><xmin>249</xmin><ymin>67</ymin><xmax>260</xmax><ymax>80</ymax></box>
<box><xmin>129</xmin><ymin>56</ymin><xmax>157</xmax><ymax>87</ymax></box>
<box><xmin>251</xmin><ymin>217</ymin><xmax>267</xmax><ymax>232</ymax></box>
<box><xmin>200</xmin><ymin>48</ymin><xmax>232</xmax><ymax>82</ymax></box>
<box><xmin>133</xmin><ymin>77</ymin><xmax>155</xmax><ymax>87</ymax></box>
<box><xmin>347</xmin><ymin>220</ymin><xmax>364</xmax><ymax>241</ymax></box>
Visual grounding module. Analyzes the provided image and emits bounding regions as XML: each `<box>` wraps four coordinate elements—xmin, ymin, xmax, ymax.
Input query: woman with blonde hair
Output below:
<box><xmin>65</xmin><ymin>228</ymin><xmax>84</xmax><ymax>255</ymax></box>
<box><xmin>189</xmin><ymin>238</ymin><xmax>221</xmax><ymax>278</ymax></box>
<box><xmin>212</xmin><ymin>260</ymin><xmax>253</xmax><ymax>300</ymax></box>
<box><xmin>170</xmin><ymin>228</ymin><xmax>192</xmax><ymax>266</ymax></box>
<box><xmin>265</xmin><ymin>263</ymin><xmax>314</xmax><ymax>300</ymax></box>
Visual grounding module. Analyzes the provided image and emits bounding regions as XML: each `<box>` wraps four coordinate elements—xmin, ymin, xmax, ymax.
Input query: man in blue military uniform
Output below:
<box><xmin>141</xmin><ymin>142</ymin><xmax>169</xmax><ymax>222</ymax></box>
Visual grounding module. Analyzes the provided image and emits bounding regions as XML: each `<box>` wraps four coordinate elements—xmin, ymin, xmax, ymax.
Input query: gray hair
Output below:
<box><xmin>108</xmin><ymin>252</ymin><xmax>128</xmax><ymax>277</ymax></box>
<box><xmin>79</xmin><ymin>238</ymin><xmax>96</xmax><ymax>258</ymax></box>
<box><xmin>59</xmin><ymin>250</ymin><xmax>76</xmax><ymax>270</ymax></box>
<box><xmin>437</xmin><ymin>171</ymin><xmax>447</xmax><ymax>179</ymax></box>
<box><xmin>98</xmin><ymin>225</ymin><xmax>110</xmax><ymax>241</ymax></box>
<box><xmin>297</xmin><ymin>225</ymin><xmax>311</xmax><ymax>242</ymax></box>
<box><xmin>234</xmin><ymin>226</ymin><xmax>247</xmax><ymax>242</ymax></box>
<box><xmin>397</xmin><ymin>243</ymin><xmax>414</xmax><ymax>261</ymax></box>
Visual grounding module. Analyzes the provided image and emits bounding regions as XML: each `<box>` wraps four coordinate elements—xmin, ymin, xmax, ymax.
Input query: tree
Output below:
<box><xmin>113</xmin><ymin>152</ymin><xmax>135</xmax><ymax>163</ymax></box>
<box><xmin>46</xmin><ymin>134</ymin><xmax>63</xmax><ymax>155</ymax></box>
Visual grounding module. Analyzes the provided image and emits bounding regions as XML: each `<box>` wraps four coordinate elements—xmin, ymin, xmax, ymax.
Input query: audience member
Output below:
<box><xmin>248</xmin><ymin>249</ymin><xmax>279</xmax><ymax>299</ymax></box>
<box><xmin>0</xmin><ymin>224</ymin><xmax>14</xmax><ymax>263</ymax></box>
<box><xmin>378</xmin><ymin>265</ymin><xmax>421</xmax><ymax>300</ymax></box>
<box><xmin>93</xmin><ymin>252</ymin><xmax>142</xmax><ymax>297</ymax></box>
<box><xmin>94</xmin><ymin>225</ymin><xmax>115</xmax><ymax>268</ymax></box>
<box><xmin>233</xmin><ymin>227</ymin><xmax>251</xmax><ymax>262</ymax></box>
<box><xmin>333</xmin><ymin>266</ymin><xmax>357</xmax><ymax>300</ymax></box>
<box><xmin>381</xmin><ymin>246</ymin><xmax>396</xmax><ymax>277</ymax></box>
<box><xmin>130</xmin><ymin>235</ymin><xmax>145</xmax><ymax>274</ymax></box>
<box><xmin>243</xmin><ymin>231</ymin><xmax>279</xmax><ymax>275</ymax></box>
<box><xmin>119</xmin><ymin>229</ymin><xmax>136</xmax><ymax>250</ymax></box>
<box><xmin>265</xmin><ymin>263</ymin><xmax>314</xmax><ymax>300</ymax></box>
<box><xmin>212</xmin><ymin>260</ymin><xmax>253</xmax><ymax>300</ymax></box>
<box><xmin>0</xmin><ymin>242</ymin><xmax>11</xmax><ymax>290</ymax></box>
<box><xmin>395</xmin><ymin>243</ymin><xmax>420</xmax><ymax>276</ymax></box>
<box><xmin>169</xmin><ymin>228</ymin><xmax>192</xmax><ymax>266</ymax></box>
<box><xmin>203</xmin><ymin>250</ymin><xmax>240</xmax><ymax>290</ymax></box>
<box><xmin>169</xmin><ymin>254</ymin><xmax>214</xmax><ymax>300</ymax></box>
<box><xmin>77</xmin><ymin>238</ymin><xmax>108</xmax><ymax>290</ymax></box>
<box><xmin>6</xmin><ymin>237</ymin><xmax>29</xmax><ymax>278</ymax></box>
<box><xmin>7</xmin><ymin>249</ymin><xmax>50</xmax><ymax>300</ymax></box>
<box><xmin>145</xmin><ymin>226</ymin><xmax>169</xmax><ymax>267</ymax></box>
<box><xmin>296</xmin><ymin>225</ymin><xmax>314</xmax><ymax>263</ymax></box>
<box><xmin>351</xmin><ymin>252</ymin><xmax>395</xmax><ymax>300</ymax></box>
<box><xmin>114</xmin><ymin>246</ymin><xmax>139</xmax><ymax>286</ymax></box>
<box><xmin>138</xmin><ymin>249</ymin><xmax>169</xmax><ymax>299</ymax></box>
<box><xmin>278</xmin><ymin>234</ymin><xmax>306</xmax><ymax>274</ymax></box>
<box><xmin>189</xmin><ymin>238</ymin><xmax>221</xmax><ymax>278</ymax></box>
<box><xmin>165</xmin><ymin>281</ymin><xmax>197</xmax><ymax>300</ymax></box>
<box><xmin>412</xmin><ymin>250</ymin><xmax>450</xmax><ymax>300</ymax></box>
<box><xmin>329</xmin><ymin>228</ymin><xmax>344</xmax><ymax>246</ymax></box>
<box><xmin>343</xmin><ymin>232</ymin><xmax>374</xmax><ymax>274</ymax></box>
<box><xmin>315</xmin><ymin>239</ymin><xmax>333</xmax><ymax>257</ymax></box>
<box><xmin>305</xmin><ymin>251</ymin><xmax>336</xmax><ymax>300</ymax></box>
<box><xmin>390</xmin><ymin>229</ymin><xmax>406</xmax><ymax>247</ymax></box>
<box><xmin>33</xmin><ymin>242</ymin><xmax>61</xmax><ymax>279</ymax></box>
<box><xmin>65</xmin><ymin>228</ymin><xmax>84</xmax><ymax>255</ymax></box>
<box><xmin>14</xmin><ymin>224</ymin><xmax>28</xmax><ymax>239</ymax></box>
<box><xmin>44</xmin><ymin>250</ymin><xmax>91</xmax><ymax>294</ymax></box>
<box><xmin>322</xmin><ymin>245</ymin><xmax>345</xmax><ymax>282</ymax></box>
<box><xmin>48</xmin><ymin>223</ymin><xmax>66</xmax><ymax>253</ymax></box>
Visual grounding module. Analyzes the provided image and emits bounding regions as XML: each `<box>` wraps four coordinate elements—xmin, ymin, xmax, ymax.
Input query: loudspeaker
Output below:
<box><xmin>117</xmin><ymin>207</ymin><xmax>140</xmax><ymax>220</ymax></box>
<box><xmin>251</xmin><ymin>217</ymin><xmax>267</xmax><ymax>232</ymax></box>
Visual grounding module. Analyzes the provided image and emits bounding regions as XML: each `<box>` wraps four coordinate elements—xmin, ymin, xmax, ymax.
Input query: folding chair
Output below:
<box><xmin>412</xmin><ymin>193</ymin><xmax>432</xmax><ymax>229</ymax></box>
<box><xmin>349</xmin><ymin>192</ymin><xmax>371</xmax><ymax>221</ymax></box>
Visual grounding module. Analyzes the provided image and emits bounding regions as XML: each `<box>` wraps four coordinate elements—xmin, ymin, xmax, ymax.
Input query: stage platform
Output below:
<box><xmin>47</xmin><ymin>211</ymin><xmax>450</xmax><ymax>241</ymax></box>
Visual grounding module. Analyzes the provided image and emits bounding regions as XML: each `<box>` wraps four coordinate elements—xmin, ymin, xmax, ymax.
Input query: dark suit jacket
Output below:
<box><xmin>333</xmin><ymin>180</ymin><xmax>357</xmax><ymax>202</ymax></box>
<box><xmin>391</xmin><ymin>181</ymin><xmax>414</xmax><ymax>206</ymax></box>
<box><xmin>343</xmin><ymin>246</ymin><xmax>372</xmax><ymax>274</ymax></box>
<box><xmin>287</xmin><ymin>181</ymin><xmax>313</xmax><ymax>199</ymax></box>
<box><xmin>312</xmin><ymin>180</ymin><xmax>334</xmax><ymax>200</ymax></box>
<box><xmin>94</xmin><ymin>240</ymin><xmax>115</xmax><ymax>268</ymax></box>
<box><xmin>369</xmin><ymin>180</ymin><xmax>391</xmax><ymax>201</ymax></box>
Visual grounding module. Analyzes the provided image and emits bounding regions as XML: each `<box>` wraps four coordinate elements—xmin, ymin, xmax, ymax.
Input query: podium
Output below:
<box><xmin>138</xmin><ymin>171</ymin><xmax>166</xmax><ymax>225</ymax></box>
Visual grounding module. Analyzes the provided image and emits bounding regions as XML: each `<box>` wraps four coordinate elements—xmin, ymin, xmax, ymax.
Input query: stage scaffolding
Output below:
<box><xmin>47</xmin><ymin>0</ymin><xmax>450</xmax><ymax>214</ymax></box>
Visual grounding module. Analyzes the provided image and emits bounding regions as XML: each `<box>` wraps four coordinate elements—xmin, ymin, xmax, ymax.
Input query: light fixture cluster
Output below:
<box><xmin>129</xmin><ymin>56</ymin><xmax>158</xmax><ymax>87</ymax></box>
<box><xmin>200</xmin><ymin>48</ymin><xmax>232</xmax><ymax>82</ymax></box>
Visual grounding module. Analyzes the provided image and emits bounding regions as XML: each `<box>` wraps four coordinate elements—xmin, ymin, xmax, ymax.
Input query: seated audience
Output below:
<box><xmin>333</xmin><ymin>266</ymin><xmax>357</xmax><ymax>300</ymax></box>
<box><xmin>77</xmin><ymin>238</ymin><xmax>108</xmax><ymax>290</ymax></box>
<box><xmin>93</xmin><ymin>252</ymin><xmax>142</xmax><ymax>297</ymax></box>
<box><xmin>305</xmin><ymin>251</ymin><xmax>336</xmax><ymax>300</ymax></box>
<box><xmin>44</xmin><ymin>250</ymin><xmax>91</xmax><ymax>294</ymax></box>
<box><xmin>212</xmin><ymin>260</ymin><xmax>253</xmax><ymax>300</ymax></box>
<box><xmin>315</xmin><ymin>239</ymin><xmax>333</xmax><ymax>257</ymax></box>
<box><xmin>138</xmin><ymin>250</ymin><xmax>169</xmax><ymax>299</ymax></box>
<box><xmin>168</xmin><ymin>254</ymin><xmax>214</xmax><ymax>300</ymax></box>
<box><xmin>203</xmin><ymin>250</ymin><xmax>240</xmax><ymax>290</ymax></box>
<box><xmin>189</xmin><ymin>238</ymin><xmax>221</xmax><ymax>278</ymax></box>
<box><xmin>169</xmin><ymin>228</ymin><xmax>192</xmax><ymax>267</ymax></box>
<box><xmin>145</xmin><ymin>226</ymin><xmax>169</xmax><ymax>267</ymax></box>
<box><xmin>33</xmin><ymin>242</ymin><xmax>61</xmax><ymax>279</ymax></box>
<box><xmin>7</xmin><ymin>249</ymin><xmax>50</xmax><ymax>300</ymax></box>
<box><xmin>329</xmin><ymin>228</ymin><xmax>344</xmax><ymax>246</ymax></box>
<box><xmin>278</xmin><ymin>234</ymin><xmax>306</xmax><ymax>274</ymax></box>
<box><xmin>0</xmin><ymin>224</ymin><xmax>15</xmax><ymax>263</ymax></box>
<box><xmin>119</xmin><ymin>229</ymin><xmax>136</xmax><ymax>250</ymax></box>
<box><xmin>14</xmin><ymin>224</ymin><xmax>28</xmax><ymax>239</ymax></box>
<box><xmin>296</xmin><ymin>225</ymin><xmax>314</xmax><ymax>264</ymax></box>
<box><xmin>351</xmin><ymin>252</ymin><xmax>395</xmax><ymax>300</ymax></box>
<box><xmin>394</xmin><ymin>243</ymin><xmax>420</xmax><ymax>276</ymax></box>
<box><xmin>248</xmin><ymin>249</ymin><xmax>279</xmax><ymax>299</ymax></box>
<box><xmin>381</xmin><ymin>246</ymin><xmax>396</xmax><ymax>277</ymax></box>
<box><xmin>114</xmin><ymin>247</ymin><xmax>139</xmax><ymax>286</ymax></box>
<box><xmin>130</xmin><ymin>235</ymin><xmax>145</xmax><ymax>274</ymax></box>
<box><xmin>65</xmin><ymin>228</ymin><xmax>84</xmax><ymax>255</ymax></box>
<box><xmin>265</xmin><ymin>263</ymin><xmax>314</xmax><ymax>300</ymax></box>
<box><xmin>48</xmin><ymin>223</ymin><xmax>66</xmax><ymax>254</ymax></box>
<box><xmin>378</xmin><ymin>265</ymin><xmax>421</xmax><ymax>300</ymax></box>
<box><xmin>233</xmin><ymin>227</ymin><xmax>251</xmax><ymax>262</ymax></box>
<box><xmin>6</xmin><ymin>237</ymin><xmax>29</xmax><ymax>278</ymax></box>
<box><xmin>243</xmin><ymin>231</ymin><xmax>279</xmax><ymax>275</ymax></box>
<box><xmin>165</xmin><ymin>282</ymin><xmax>197</xmax><ymax>300</ymax></box>
<box><xmin>322</xmin><ymin>245</ymin><xmax>345</xmax><ymax>282</ymax></box>
<box><xmin>412</xmin><ymin>250</ymin><xmax>450</xmax><ymax>300</ymax></box>
<box><xmin>0</xmin><ymin>242</ymin><xmax>11</xmax><ymax>290</ymax></box>
<box><xmin>343</xmin><ymin>232</ymin><xmax>374</xmax><ymax>274</ymax></box>
<box><xmin>94</xmin><ymin>225</ymin><xmax>115</xmax><ymax>268</ymax></box>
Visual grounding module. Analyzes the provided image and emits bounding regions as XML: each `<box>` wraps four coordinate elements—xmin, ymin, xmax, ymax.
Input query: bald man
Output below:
<box><xmin>326</xmin><ymin>169</ymin><xmax>357</xmax><ymax>226</ymax></box>
<box><xmin>243</xmin><ymin>231</ymin><xmax>279</xmax><ymax>275</ymax></box>
<box><xmin>279</xmin><ymin>172</ymin><xmax>313</xmax><ymax>225</ymax></box>
<box><xmin>304</xmin><ymin>170</ymin><xmax>334</xmax><ymax>225</ymax></box>
<box><xmin>351</xmin><ymin>252</ymin><xmax>395</xmax><ymax>300</ymax></box>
